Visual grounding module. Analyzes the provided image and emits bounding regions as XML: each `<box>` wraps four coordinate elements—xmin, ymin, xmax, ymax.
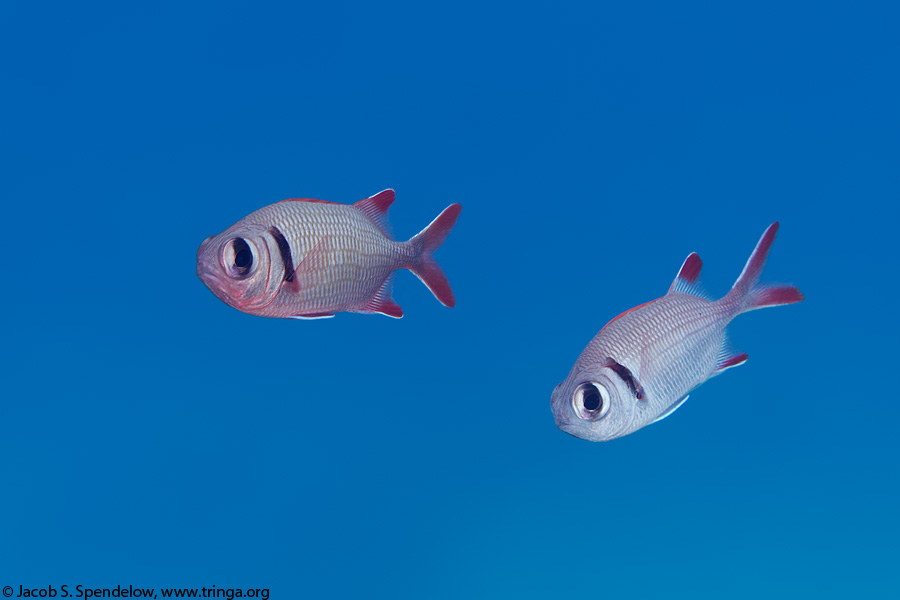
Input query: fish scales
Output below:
<box><xmin>551</xmin><ymin>223</ymin><xmax>803</xmax><ymax>441</ymax></box>
<box><xmin>197</xmin><ymin>189</ymin><xmax>461</xmax><ymax>319</ymax></box>
<box><xmin>582</xmin><ymin>295</ymin><xmax>728</xmax><ymax>418</ymax></box>
<box><xmin>248</xmin><ymin>202</ymin><xmax>406</xmax><ymax>313</ymax></box>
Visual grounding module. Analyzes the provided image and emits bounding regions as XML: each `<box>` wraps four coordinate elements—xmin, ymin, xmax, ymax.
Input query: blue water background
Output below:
<box><xmin>2</xmin><ymin>1</ymin><xmax>898</xmax><ymax>597</ymax></box>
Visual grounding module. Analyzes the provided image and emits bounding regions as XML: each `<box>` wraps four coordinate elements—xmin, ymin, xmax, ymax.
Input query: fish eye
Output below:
<box><xmin>234</xmin><ymin>241</ymin><xmax>252</xmax><ymax>268</ymax></box>
<box><xmin>572</xmin><ymin>382</ymin><xmax>611</xmax><ymax>420</ymax></box>
<box><xmin>223</xmin><ymin>238</ymin><xmax>255</xmax><ymax>279</ymax></box>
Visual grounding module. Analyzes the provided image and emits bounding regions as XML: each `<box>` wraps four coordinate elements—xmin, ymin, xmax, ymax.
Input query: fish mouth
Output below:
<box><xmin>557</xmin><ymin>421</ymin><xmax>604</xmax><ymax>442</ymax></box>
<box><xmin>556</xmin><ymin>420</ymin><xmax>590</xmax><ymax>440</ymax></box>
<box><xmin>196</xmin><ymin>263</ymin><xmax>240</xmax><ymax>307</ymax></box>
<box><xmin>556</xmin><ymin>420</ymin><xmax>627</xmax><ymax>442</ymax></box>
<box><xmin>553</xmin><ymin>409</ymin><xmax>592</xmax><ymax>441</ymax></box>
<box><xmin>553</xmin><ymin>407</ymin><xmax>630</xmax><ymax>442</ymax></box>
<box><xmin>197</xmin><ymin>236</ymin><xmax>236</xmax><ymax>304</ymax></box>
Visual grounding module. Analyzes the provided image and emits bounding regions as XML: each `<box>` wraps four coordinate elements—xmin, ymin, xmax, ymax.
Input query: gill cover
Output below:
<box><xmin>552</xmin><ymin>358</ymin><xmax>641</xmax><ymax>442</ymax></box>
<box><xmin>197</xmin><ymin>223</ymin><xmax>286</xmax><ymax>312</ymax></box>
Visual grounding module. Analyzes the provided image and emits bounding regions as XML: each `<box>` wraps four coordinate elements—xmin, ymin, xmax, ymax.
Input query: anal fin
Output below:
<box><xmin>289</xmin><ymin>313</ymin><xmax>335</xmax><ymax>320</ymax></box>
<box><xmin>713</xmin><ymin>352</ymin><xmax>749</xmax><ymax>376</ymax></box>
<box><xmin>360</xmin><ymin>274</ymin><xmax>403</xmax><ymax>318</ymax></box>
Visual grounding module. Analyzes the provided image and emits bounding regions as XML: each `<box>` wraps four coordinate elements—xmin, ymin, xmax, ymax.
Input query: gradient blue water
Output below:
<box><xmin>2</xmin><ymin>1</ymin><xmax>898</xmax><ymax>598</ymax></box>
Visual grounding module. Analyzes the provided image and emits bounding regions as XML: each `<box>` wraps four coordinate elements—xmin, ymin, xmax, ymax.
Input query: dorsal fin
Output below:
<box><xmin>667</xmin><ymin>252</ymin><xmax>706</xmax><ymax>297</ymax></box>
<box><xmin>354</xmin><ymin>189</ymin><xmax>395</xmax><ymax>238</ymax></box>
<box><xmin>600</xmin><ymin>299</ymin><xmax>657</xmax><ymax>332</ymax></box>
<box><xmin>278</xmin><ymin>197</ymin><xmax>339</xmax><ymax>205</ymax></box>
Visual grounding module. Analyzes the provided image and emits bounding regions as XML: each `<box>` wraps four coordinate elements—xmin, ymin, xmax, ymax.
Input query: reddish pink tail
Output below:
<box><xmin>408</xmin><ymin>203</ymin><xmax>462</xmax><ymax>307</ymax></box>
<box><xmin>726</xmin><ymin>222</ymin><xmax>804</xmax><ymax>312</ymax></box>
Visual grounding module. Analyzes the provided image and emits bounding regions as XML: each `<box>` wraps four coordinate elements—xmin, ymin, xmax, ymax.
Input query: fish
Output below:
<box><xmin>551</xmin><ymin>222</ymin><xmax>803</xmax><ymax>442</ymax></box>
<box><xmin>196</xmin><ymin>189</ymin><xmax>462</xmax><ymax>319</ymax></box>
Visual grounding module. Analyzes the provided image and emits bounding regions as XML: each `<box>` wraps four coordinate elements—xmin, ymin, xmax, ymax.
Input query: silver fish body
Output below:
<box><xmin>197</xmin><ymin>190</ymin><xmax>461</xmax><ymax>319</ymax></box>
<box><xmin>551</xmin><ymin>223</ymin><xmax>803</xmax><ymax>442</ymax></box>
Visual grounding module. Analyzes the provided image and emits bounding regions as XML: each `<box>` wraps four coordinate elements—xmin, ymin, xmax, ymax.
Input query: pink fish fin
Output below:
<box><xmin>360</xmin><ymin>274</ymin><xmax>403</xmax><ymax>319</ymax></box>
<box><xmin>601</xmin><ymin>299</ymin><xmax>657</xmax><ymax>332</ymax></box>
<box><xmin>278</xmin><ymin>197</ymin><xmax>340</xmax><ymax>205</ymax></box>
<box><xmin>354</xmin><ymin>189</ymin><xmax>395</xmax><ymax>239</ymax></box>
<box><xmin>285</xmin><ymin>235</ymin><xmax>334</xmax><ymax>295</ymax></box>
<box><xmin>652</xmin><ymin>394</ymin><xmax>690</xmax><ymax>424</ymax></box>
<box><xmin>747</xmin><ymin>285</ymin><xmax>805</xmax><ymax>311</ymax></box>
<box><xmin>288</xmin><ymin>313</ymin><xmax>335</xmax><ymax>320</ymax></box>
<box><xmin>408</xmin><ymin>203</ymin><xmax>462</xmax><ymax>308</ymax></box>
<box><xmin>713</xmin><ymin>350</ymin><xmax>749</xmax><ymax>376</ymax></box>
<box><xmin>667</xmin><ymin>252</ymin><xmax>708</xmax><ymax>298</ymax></box>
<box><xmin>725</xmin><ymin>222</ymin><xmax>804</xmax><ymax>312</ymax></box>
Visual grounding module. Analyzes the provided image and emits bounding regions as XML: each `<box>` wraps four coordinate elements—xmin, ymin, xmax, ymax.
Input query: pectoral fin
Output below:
<box><xmin>284</xmin><ymin>235</ymin><xmax>333</xmax><ymax>294</ymax></box>
<box><xmin>652</xmin><ymin>394</ymin><xmax>689</xmax><ymax>424</ymax></box>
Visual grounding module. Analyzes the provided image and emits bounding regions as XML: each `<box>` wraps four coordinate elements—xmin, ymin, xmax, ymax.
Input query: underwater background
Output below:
<box><xmin>2</xmin><ymin>1</ymin><xmax>898</xmax><ymax>598</ymax></box>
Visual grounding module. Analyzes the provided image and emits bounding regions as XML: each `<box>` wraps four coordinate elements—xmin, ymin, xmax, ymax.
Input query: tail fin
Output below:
<box><xmin>408</xmin><ymin>203</ymin><xmax>462</xmax><ymax>307</ymax></box>
<box><xmin>726</xmin><ymin>222</ymin><xmax>804</xmax><ymax>312</ymax></box>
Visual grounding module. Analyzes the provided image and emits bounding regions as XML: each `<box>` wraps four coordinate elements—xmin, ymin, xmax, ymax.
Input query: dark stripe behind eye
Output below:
<box><xmin>606</xmin><ymin>359</ymin><xmax>646</xmax><ymax>400</ymax></box>
<box><xmin>269</xmin><ymin>226</ymin><xmax>295</xmax><ymax>283</ymax></box>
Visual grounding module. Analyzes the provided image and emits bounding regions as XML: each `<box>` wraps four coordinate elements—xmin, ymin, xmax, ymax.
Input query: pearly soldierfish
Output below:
<box><xmin>196</xmin><ymin>190</ymin><xmax>461</xmax><ymax>319</ymax></box>
<box><xmin>551</xmin><ymin>223</ymin><xmax>803</xmax><ymax>442</ymax></box>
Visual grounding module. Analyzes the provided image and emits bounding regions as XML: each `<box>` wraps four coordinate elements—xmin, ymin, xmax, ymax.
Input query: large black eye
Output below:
<box><xmin>233</xmin><ymin>238</ymin><xmax>252</xmax><ymax>269</ymax></box>
<box><xmin>225</xmin><ymin>238</ymin><xmax>254</xmax><ymax>279</ymax></box>
<box><xmin>582</xmin><ymin>386</ymin><xmax>601</xmax><ymax>411</ymax></box>
<box><xmin>573</xmin><ymin>382</ymin><xmax>611</xmax><ymax>420</ymax></box>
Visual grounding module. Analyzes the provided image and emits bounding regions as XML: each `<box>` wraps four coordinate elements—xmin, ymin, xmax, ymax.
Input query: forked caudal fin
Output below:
<box><xmin>408</xmin><ymin>203</ymin><xmax>462</xmax><ymax>308</ymax></box>
<box><xmin>726</xmin><ymin>222</ymin><xmax>804</xmax><ymax>312</ymax></box>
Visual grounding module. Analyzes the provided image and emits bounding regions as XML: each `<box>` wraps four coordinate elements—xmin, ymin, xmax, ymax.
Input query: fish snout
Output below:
<box><xmin>196</xmin><ymin>236</ymin><xmax>219</xmax><ymax>276</ymax></box>
<box><xmin>197</xmin><ymin>235</ymin><xmax>215</xmax><ymax>259</ymax></box>
<box><xmin>196</xmin><ymin>236</ymin><xmax>223</xmax><ymax>289</ymax></box>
